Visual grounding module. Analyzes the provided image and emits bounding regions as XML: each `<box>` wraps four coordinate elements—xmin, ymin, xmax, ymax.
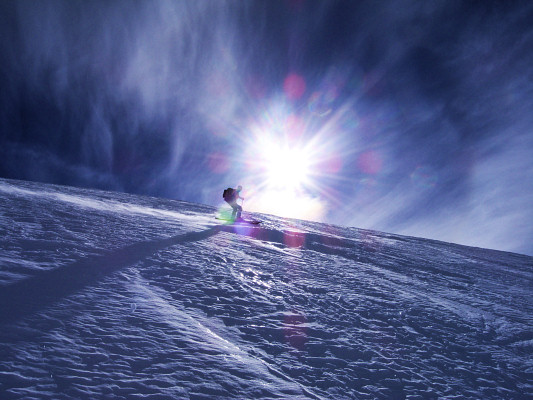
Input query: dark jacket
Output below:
<box><xmin>223</xmin><ymin>188</ymin><xmax>240</xmax><ymax>204</ymax></box>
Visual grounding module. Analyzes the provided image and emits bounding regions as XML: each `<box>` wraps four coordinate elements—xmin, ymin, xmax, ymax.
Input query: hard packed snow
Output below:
<box><xmin>0</xmin><ymin>178</ymin><xmax>531</xmax><ymax>399</ymax></box>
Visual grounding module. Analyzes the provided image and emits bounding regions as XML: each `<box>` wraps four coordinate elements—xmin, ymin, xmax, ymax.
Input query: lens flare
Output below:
<box><xmin>241</xmin><ymin>127</ymin><xmax>328</xmax><ymax>221</ymax></box>
<box><xmin>283</xmin><ymin>73</ymin><xmax>306</xmax><ymax>100</ymax></box>
<box><xmin>285</xmin><ymin>114</ymin><xmax>305</xmax><ymax>140</ymax></box>
<box><xmin>283</xmin><ymin>311</ymin><xmax>307</xmax><ymax>350</ymax></box>
<box><xmin>236</xmin><ymin>95</ymin><xmax>357</xmax><ymax>221</ymax></box>
<box><xmin>319</xmin><ymin>151</ymin><xmax>343</xmax><ymax>174</ymax></box>
<box><xmin>232</xmin><ymin>67</ymin><xmax>363</xmax><ymax>223</ymax></box>
<box><xmin>207</xmin><ymin>151</ymin><xmax>229</xmax><ymax>174</ymax></box>
<box><xmin>357</xmin><ymin>150</ymin><xmax>383</xmax><ymax>175</ymax></box>
<box><xmin>283</xmin><ymin>227</ymin><xmax>306</xmax><ymax>248</ymax></box>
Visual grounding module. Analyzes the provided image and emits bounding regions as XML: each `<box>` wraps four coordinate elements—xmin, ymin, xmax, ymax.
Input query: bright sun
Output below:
<box><xmin>242</xmin><ymin>129</ymin><xmax>328</xmax><ymax>221</ymax></box>
<box><xmin>238</xmin><ymin>102</ymin><xmax>344</xmax><ymax>222</ymax></box>
<box><xmin>262</xmin><ymin>143</ymin><xmax>311</xmax><ymax>190</ymax></box>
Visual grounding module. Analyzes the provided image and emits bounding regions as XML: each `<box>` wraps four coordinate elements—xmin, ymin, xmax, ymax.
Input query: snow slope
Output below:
<box><xmin>0</xmin><ymin>178</ymin><xmax>531</xmax><ymax>399</ymax></box>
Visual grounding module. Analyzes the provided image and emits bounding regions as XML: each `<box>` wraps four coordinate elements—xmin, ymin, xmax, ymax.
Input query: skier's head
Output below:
<box><xmin>237</xmin><ymin>185</ymin><xmax>242</xmax><ymax>192</ymax></box>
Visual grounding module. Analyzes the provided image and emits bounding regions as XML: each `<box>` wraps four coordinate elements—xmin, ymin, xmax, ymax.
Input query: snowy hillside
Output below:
<box><xmin>0</xmin><ymin>178</ymin><xmax>531</xmax><ymax>399</ymax></box>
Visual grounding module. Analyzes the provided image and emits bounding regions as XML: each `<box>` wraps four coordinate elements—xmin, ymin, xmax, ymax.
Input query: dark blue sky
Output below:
<box><xmin>1</xmin><ymin>0</ymin><xmax>532</xmax><ymax>255</ymax></box>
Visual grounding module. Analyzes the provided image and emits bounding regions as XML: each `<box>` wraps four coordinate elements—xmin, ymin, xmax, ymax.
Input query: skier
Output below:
<box><xmin>223</xmin><ymin>185</ymin><xmax>244</xmax><ymax>221</ymax></box>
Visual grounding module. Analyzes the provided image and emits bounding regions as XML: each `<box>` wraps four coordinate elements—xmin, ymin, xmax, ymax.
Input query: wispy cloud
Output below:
<box><xmin>0</xmin><ymin>1</ymin><xmax>531</xmax><ymax>255</ymax></box>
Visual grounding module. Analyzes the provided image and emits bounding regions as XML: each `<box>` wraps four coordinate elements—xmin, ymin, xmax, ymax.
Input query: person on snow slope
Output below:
<box><xmin>223</xmin><ymin>185</ymin><xmax>244</xmax><ymax>221</ymax></box>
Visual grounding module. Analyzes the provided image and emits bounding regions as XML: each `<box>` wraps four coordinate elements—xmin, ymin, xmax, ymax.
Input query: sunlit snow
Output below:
<box><xmin>0</xmin><ymin>178</ymin><xmax>531</xmax><ymax>399</ymax></box>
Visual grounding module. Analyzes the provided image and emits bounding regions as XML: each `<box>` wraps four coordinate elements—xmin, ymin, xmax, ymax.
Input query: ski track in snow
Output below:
<box><xmin>0</xmin><ymin>178</ymin><xmax>532</xmax><ymax>399</ymax></box>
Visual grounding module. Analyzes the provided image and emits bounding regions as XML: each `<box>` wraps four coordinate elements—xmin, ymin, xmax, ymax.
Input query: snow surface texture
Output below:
<box><xmin>0</xmin><ymin>178</ymin><xmax>531</xmax><ymax>400</ymax></box>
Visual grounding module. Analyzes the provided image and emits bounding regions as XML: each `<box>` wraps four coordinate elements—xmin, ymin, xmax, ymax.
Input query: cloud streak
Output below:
<box><xmin>0</xmin><ymin>0</ymin><xmax>532</xmax><ymax>255</ymax></box>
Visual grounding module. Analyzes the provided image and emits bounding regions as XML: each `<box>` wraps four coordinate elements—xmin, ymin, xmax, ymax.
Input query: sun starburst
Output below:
<box><xmin>235</xmin><ymin>101</ymin><xmax>348</xmax><ymax>221</ymax></box>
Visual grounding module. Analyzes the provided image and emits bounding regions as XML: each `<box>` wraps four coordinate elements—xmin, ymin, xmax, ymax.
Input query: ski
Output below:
<box><xmin>215</xmin><ymin>216</ymin><xmax>261</xmax><ymax>225</ymax></box>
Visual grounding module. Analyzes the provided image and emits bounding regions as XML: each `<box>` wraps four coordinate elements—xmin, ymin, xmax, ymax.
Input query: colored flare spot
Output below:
<box><xmin>320</xmin><ymin>153</ymin><xmax>343</xmax><ymax>174</ymax></box>
<box><xmin>284</xmin><ymin>312</ymin><xmax>307</xmax><ymax>349</ymax></box>
<box><xmin>285</xmin><ymin>114</ymin><xmax>305</xmax><ymax>140</ymax></box>
<box><xmin>283</xmin><ymin>73</ymin><xmax>306</xmax><ymax>100</ymax></box>
<box><xmin>234</xmin><ymin>223</ymin><xmax>255</xmax><ymax>238</ymax></box>
<box><xmin>283</xmin><ymin>228</ymin><xmax>305</xmax><ymax>248</ymax></box>
<box><xmin>207</xmin><ymin>152</ymin><xmax>229</xmax><ymax>174</ymax></box>
<box><xmin>216</xmin><ymin>207</ymin><xmax>234</xmax><ymax>222</ymax></box>
<box><xmin>357</xmin><ymin>151</ymin><xmax>382</xmax><ymax>175</ymax></box>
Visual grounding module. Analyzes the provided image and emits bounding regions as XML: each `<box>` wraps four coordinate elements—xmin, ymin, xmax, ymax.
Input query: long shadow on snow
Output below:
<box><xmin>219</xmin><ymin>223</ymin><xmax>356</xmax><ymax>254</ymax></box>
<box><xmin>0</xmin><ymin>225</ymin><xmax>224</xmax><ymax>325</ymax></box>
<box><xmin>0</xmin><ymin>223</ymin><xmax>360</xmax><ymax>325</ymax></box>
